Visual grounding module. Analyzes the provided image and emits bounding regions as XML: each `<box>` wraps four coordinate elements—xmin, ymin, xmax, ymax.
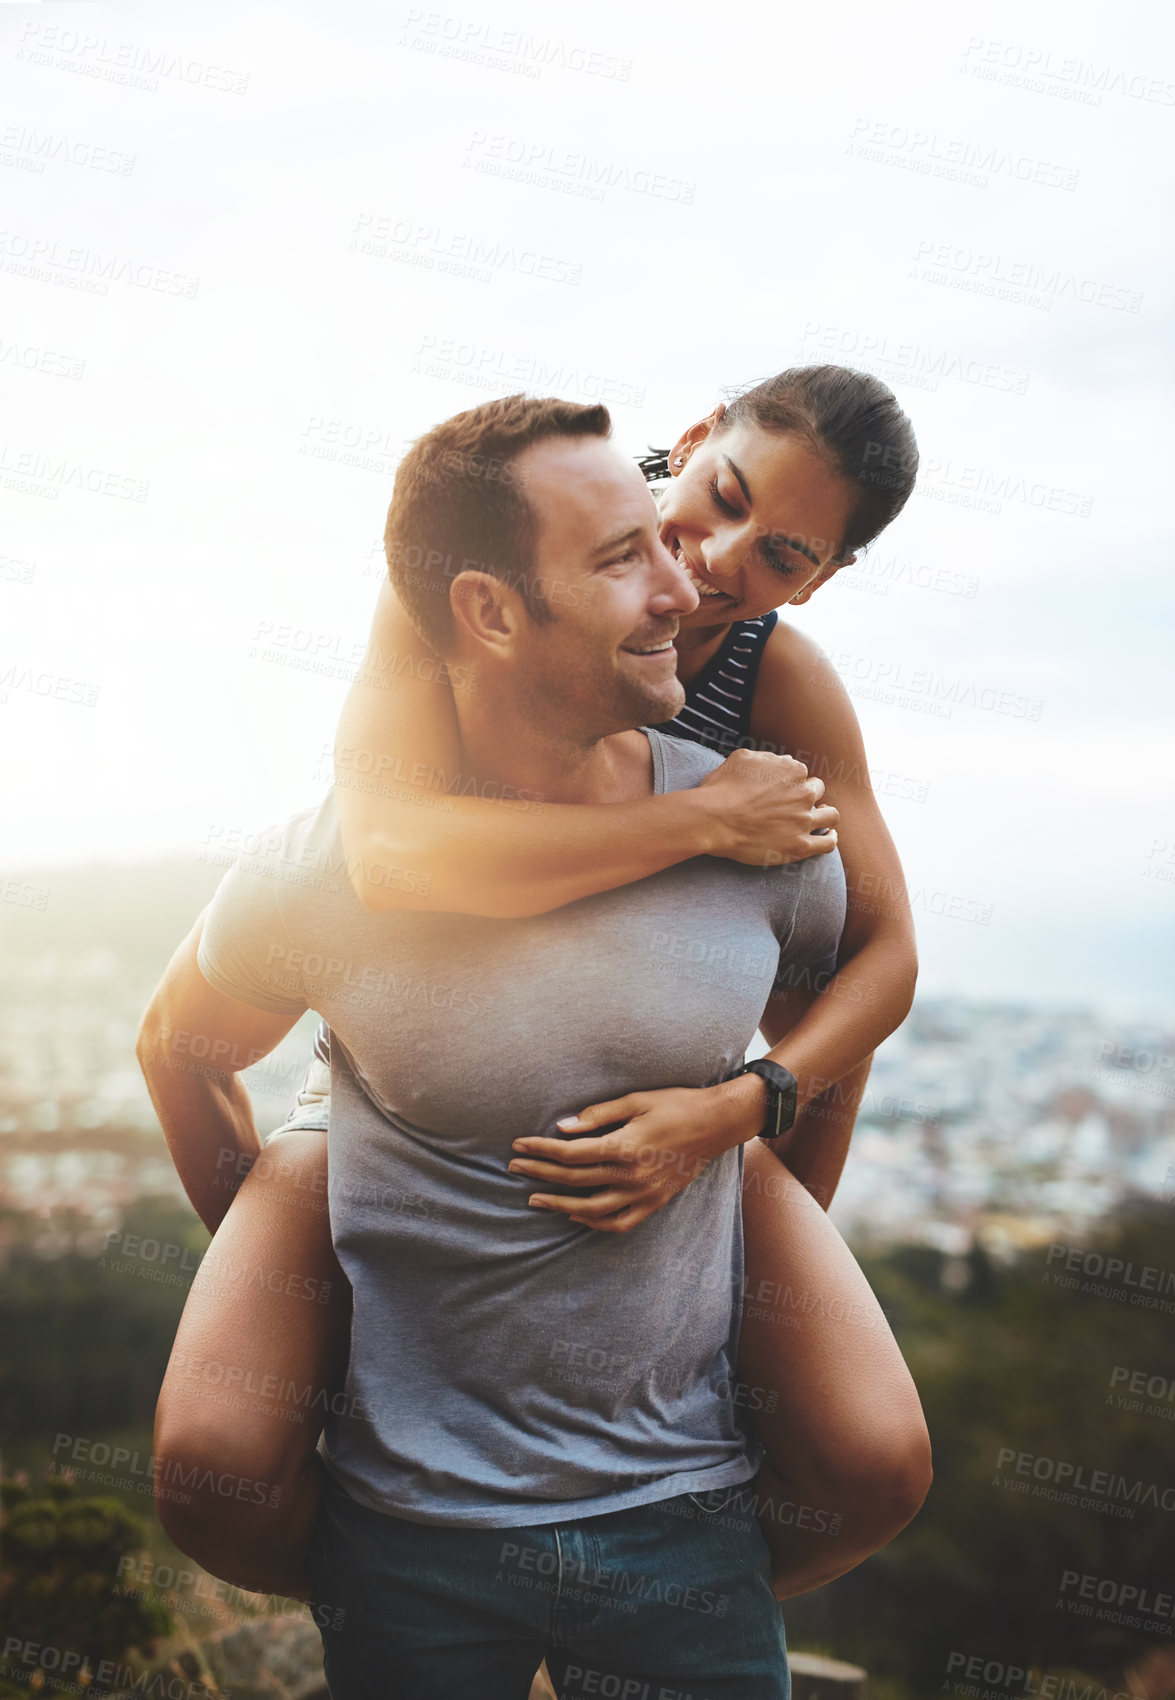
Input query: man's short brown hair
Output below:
<box><xmin>384</xmin><ymin>393</ymin><xmax>612</xmax><ymax>653</ymax></box>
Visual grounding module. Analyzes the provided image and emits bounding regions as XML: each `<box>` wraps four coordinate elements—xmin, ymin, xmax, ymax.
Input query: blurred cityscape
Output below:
<box><xmin>1</xmin><ymin>860</ymin><xmax>1173</xmax><ymax>1257</ymax></box>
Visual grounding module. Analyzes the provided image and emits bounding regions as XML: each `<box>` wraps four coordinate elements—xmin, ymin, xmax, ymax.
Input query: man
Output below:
<box><xmin>143</xmin><ymin>396</ymin><xmax>847</xmax><ymax>1698</ymax></box>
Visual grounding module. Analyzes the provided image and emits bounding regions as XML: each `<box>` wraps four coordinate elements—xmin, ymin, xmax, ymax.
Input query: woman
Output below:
<box><xmin>150</xmin><ymin>366</ymin><xmax>930</xmax><ymax>1614</ymax></box>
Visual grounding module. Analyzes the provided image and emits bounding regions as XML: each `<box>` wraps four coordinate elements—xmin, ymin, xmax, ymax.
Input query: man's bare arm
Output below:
<box><xmin>136</xmin><ymin>914</ymin><xmax>306</xmax><ymax>1234</ymax></box>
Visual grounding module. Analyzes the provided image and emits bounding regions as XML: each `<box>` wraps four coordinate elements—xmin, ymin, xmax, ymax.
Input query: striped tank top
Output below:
<box><xmin>656</xmin><ymin>609</ymin><xmax>778</xmax><ymax>758</ymax></box>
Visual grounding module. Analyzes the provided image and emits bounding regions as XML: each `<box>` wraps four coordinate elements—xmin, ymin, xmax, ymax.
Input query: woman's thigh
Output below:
<box><xmin>156</xmin><ymin>1127</ymin><xmax>350</xmax><ymax>1482</ymax></box>
<box><xmin>736</xmin><ymin>1140</ymin><xmax>929</xmax><ymax>1506</ymax></box>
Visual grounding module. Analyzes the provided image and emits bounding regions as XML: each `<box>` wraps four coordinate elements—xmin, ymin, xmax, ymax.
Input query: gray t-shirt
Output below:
<box><xmin>198</xmin><ymin>729</ymin><xmax>846</xmax><ymax>1527</ymax></box>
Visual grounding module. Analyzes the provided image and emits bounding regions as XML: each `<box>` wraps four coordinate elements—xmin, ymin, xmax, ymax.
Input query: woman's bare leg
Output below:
<box><xmin>737</xmin><ymin>1140</ymin><xmax>932</xmax><ymax>1598</ymax></box>
<box><xmin>153</xmin><ymin>1128</ymin><xmax>348</xmax><ymax>1601</ymax></box>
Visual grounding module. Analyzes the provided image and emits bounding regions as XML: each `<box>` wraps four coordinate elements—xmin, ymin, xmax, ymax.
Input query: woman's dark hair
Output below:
<box><xmin>640</xmin><ymin>365</ymin><xmax>919</xmax><ymax>560</ymax></box>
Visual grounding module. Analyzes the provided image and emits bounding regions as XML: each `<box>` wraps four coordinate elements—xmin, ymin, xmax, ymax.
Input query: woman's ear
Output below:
<box><xmin>812</xmin><ymin>553</ymin><xmax>856</xmax><ymax>596</ymax></box>
<box><xmin>667</xmin><ymin>404</ymin><xmax>725</xmax><ymax>475</ymax></box>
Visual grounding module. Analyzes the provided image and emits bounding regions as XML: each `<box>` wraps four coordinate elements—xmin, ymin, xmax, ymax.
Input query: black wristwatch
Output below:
<box><xmin>737</xmin><ymin>1059</ymin><xmax>798</xmax><ymax>1143</ymax></box>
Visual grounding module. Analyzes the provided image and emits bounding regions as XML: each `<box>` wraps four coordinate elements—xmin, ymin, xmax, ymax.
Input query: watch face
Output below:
<box><xmin>747</xmin><ymin>1060</ymin><xmax>797</xmax><ymax>1138</ymax></box>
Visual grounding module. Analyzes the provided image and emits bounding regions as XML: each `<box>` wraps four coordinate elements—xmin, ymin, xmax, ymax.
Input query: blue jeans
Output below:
<box><xmin>309</xmin><ymin>1470</ymin><xmax>788</xmax><ymax>1699</ymax></box>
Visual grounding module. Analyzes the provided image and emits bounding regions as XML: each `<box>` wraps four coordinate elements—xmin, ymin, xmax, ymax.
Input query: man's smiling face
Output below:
<box><xmin>506</xmin><ymin>435</ymin><xmax>700</xmax><ymax>738</ymax></box>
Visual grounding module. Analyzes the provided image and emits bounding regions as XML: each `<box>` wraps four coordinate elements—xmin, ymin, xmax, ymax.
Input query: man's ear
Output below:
<box><xmin>449</xmin><ymin>571</ymin><xmax>526</xmax><ymax>658</ymax></box>
<box><xmin>667</xmin><ymin>403</ymin><xmax>726</xmax><ymax>475</ymax></box>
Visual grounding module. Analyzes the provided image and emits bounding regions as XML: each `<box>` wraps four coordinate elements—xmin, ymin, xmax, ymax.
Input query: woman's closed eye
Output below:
<box><xmin>709</xmin><ymin>475</ymin><xmax>799</xmax><ymax>577</ymax></box>
<box><xmin>708</xmin><ymin>474</ymin><xmax>740</xmax><ymax>519</ymax></box>
<box><xmin>760</xmin><ymin>540</ymin><xmax>799</xmax><ymax>577</ymax></box>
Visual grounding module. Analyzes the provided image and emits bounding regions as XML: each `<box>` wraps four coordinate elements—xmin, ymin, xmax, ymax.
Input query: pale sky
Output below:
<box><xmin>1</xmin><ymin>0</ymin><xmax>1173</xmax><ymax>1013</ymax></box>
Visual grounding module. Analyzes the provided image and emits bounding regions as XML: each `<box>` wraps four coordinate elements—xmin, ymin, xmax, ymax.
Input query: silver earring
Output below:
<box><xmin>673</xmin><ymin>456</ymin><xmax>683</xmax><ymax>467</ymax></box>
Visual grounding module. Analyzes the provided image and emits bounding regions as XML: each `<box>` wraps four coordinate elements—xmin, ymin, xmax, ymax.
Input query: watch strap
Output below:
<box><xmin>740</xmin><ymin>1059</ymin><xmax>798</xmax><ymax>1142</ymax></box>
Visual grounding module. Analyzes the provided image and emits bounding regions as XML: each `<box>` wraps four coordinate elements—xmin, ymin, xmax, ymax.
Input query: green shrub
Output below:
<box><xmin>0</xmin><ymin>1473</ymin><xmax>171</xmax><ymax>1695</ymax></box>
